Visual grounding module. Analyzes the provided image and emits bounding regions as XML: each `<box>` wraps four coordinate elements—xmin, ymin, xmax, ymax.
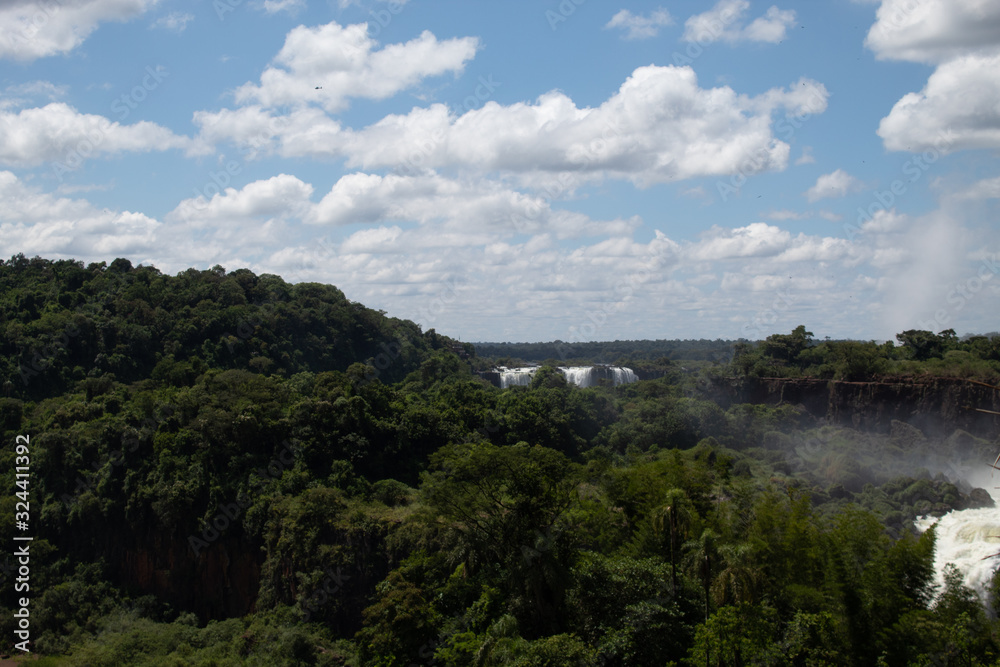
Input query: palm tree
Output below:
<box><xmin>685</xmin><ymin>528</ymin><xmax>720</xmax><ymax>622</ymax></box>
<box><xmin>651</xmin><ymin>488</ymin><xmax>695</xmax><ymax>596</ymax></box>
<box><xmin>711</xmin><ymin>543</ymin><xmax>763</xmax><ymax>607</ymax></box>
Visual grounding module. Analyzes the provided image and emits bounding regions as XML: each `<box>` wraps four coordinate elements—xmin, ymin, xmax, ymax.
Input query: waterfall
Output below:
<box><xmin>559</xmin><ymin>367</ymin><xmax>595</xmax><ymax>388</ymax></box>
<box><xmin>611</xmin><ymin>367</ymin><xmax>637</xmax><ymax>385</ymax></box>
<box><xmin>916</xmin><ymin>506</ymin><xmax>1000</xmax><ymax>604</ymax></box>
<box><xmin>498</xmin><ymin>367</ymin><xmax>537</xmax><ymax>389</ymax></box>
<box><xmin>495</xmin><ymin>366</ymin><xmax>639</xmax><ymax>389</ymax></box>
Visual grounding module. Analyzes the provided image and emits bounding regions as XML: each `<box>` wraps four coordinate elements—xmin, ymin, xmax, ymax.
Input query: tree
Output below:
<box><xmin>651</xmin><ymin>488</ymin><xmax>696</xmax><ymax>596</ymax></box>
<box><xmin>685</xmin><ymin>529</ymin><xmax>720</xmax><ymax>622</ymax></box>
<box><xmin>421</xmin><ymin>441</ymin><xmax>575</xmax><ymax>635</ymax></box>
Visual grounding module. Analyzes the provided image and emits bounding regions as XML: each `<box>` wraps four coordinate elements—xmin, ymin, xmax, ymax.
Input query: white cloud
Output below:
<box><xmin>331</xmin><ymin>67</ymin><xmax>826</xmax><ymax>186</ymax></box>
<box><xmin>0</xmin><ymin>171</ymin><xmax>160</xmax><ymax>257</ymax></box>
<box><xmin>794</xmin><ymin>146</ymin><xmax>815</xmax><ymax>165</ymax></box>
<box><xmin>168</xmin><ymin>174</ymin><xmax>314</xmax><ymax>225</ymax></box>
<box><xmin>692</xmin><ymin>222</ymin><xmax>792</xmax><ymax>260</ymax></box>
<box><xmin>2</xmin><ymin>81</ymin><xmax>69</xmax><ymax>108</ymax></box>
<box><xmin>306</xmin><ymin>171</ymin><xmax>640</xmax><ymax>241</ymax></box>
<box><xmin>867</xmin><ymin>0</ymin><xmax>1000</xmax><ymax>154</ymax></box>
<box><xmin>604</xmin><ymin>8</ymin><xmax>673</xmax><ymax>40</ymax></box>
<box><xmin>197</xmin><ymin>66</ymin><xmax>828</xmax><ymax>187</ymax></box>
<box><xmin>865</xmin><ymin>0</ymin><xmax>1000</xmax><ymax>64</ymax></box>
<box><xmin>150</xmin><ymin>12</ymin><xmax>193</xmax><ymax>32</ymax></box>
<box><xmin>0</xmin><ymin>0</ymin><xmax>159</xmax><ymax>61</ymax></box>
<box><xmin>0</xmin><ymin>103</ymin><xmax>201</xmax><ymax>169</ymax></box>
<box><xmin>234</xmin><ymin>21</ymin><xmax>479</xmax><ymax>112</ymax></box>
<box><xmin>805</xmin><ymin>169</ymin><xmax>863</xmax><ymax>202</ymax></box>
<box><xmin>5</xmin><ymin>168</ymin><xmax>997</xmax><ymax>342</ymax></box>
<box><xmin>877</xmin><ymin>52</ymin><xmax>1000</xmax><ymax>152</ymax></box>
<box><xmin>954</xmin><ymin>175</ymin><xmax>1000</xmax><ymax>200</ymax></box>
<box><xmin>683</xmin><ymin>0</ymin><xmax>795</xmax><ymax>45</ymax></box>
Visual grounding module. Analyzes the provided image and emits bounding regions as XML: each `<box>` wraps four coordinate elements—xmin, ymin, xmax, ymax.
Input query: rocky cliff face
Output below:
<box><xmin>708</xmin><ymin>376</ymin><xmax>1000</xmax><ymax>439</ymax></box>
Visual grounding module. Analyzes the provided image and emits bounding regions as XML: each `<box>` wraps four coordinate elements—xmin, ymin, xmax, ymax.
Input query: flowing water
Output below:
<box><xmin>497</xmin><ymin>366</ymin><xmax>638</xmax><ymax>389</ymax></box>
<box><xmin>916</xmin><ymin>504</ymin><xmax>1000</xmax><ymax>604</ymax></box>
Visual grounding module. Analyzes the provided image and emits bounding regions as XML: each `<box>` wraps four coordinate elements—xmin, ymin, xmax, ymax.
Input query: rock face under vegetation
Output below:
<box><xmin>710</xmin><ymin>376</ymin><xmax>1000</xmax><ymax>438</ymax></box>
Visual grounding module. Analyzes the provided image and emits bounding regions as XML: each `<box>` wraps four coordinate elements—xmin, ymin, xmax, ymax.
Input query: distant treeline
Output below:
<box><xmin>731</xmin><ymin>325</ymin><xmax>1000</xmax><ymax>381</ymax></box>
<box><xmin>472</xmin><ymin>338</ymin><xmax>737</xmax><ymax>366</ymax></box>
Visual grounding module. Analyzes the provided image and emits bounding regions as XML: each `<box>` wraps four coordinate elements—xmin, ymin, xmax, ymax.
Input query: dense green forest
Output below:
<box><xmin>2</xmin><ymin>256</ymin><xmax>1000</xmax><ymax>666</ymax></box>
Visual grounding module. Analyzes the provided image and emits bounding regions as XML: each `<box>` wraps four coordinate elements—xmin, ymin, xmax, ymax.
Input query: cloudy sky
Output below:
<box><xmin>1</xmin><ymin>0</ymin><xmax>998</xmax><ymax>343</ymax></box>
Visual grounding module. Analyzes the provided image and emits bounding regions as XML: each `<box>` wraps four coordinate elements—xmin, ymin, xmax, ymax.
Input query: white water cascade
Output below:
<box><xmin>496</xmin><ymin>366</ymin><xmax>639</xmax><ymax>389</ymax></box>
<box><xmin>916</xmin><ymin>504</ymin><xmax>1000</xmax><ymax>604</ymax></box>
<box><xmin>610</xmin><ymin>367</ymin><xmax>638</xmax><ymax>385</ymax></box>
<box><xmin>559</xmin><ymin>367</ymin><xmax>595</xmax><ymax>388</ymax></box>
<box><xmin>498</xmin><ymin>367</ymin><xmax>537</xmax><ymax>388</ymax></box>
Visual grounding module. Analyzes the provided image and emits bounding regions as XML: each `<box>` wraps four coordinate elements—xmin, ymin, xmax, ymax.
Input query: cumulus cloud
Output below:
<box><xmin>865</xmin><ymin>0</ymin><xmax>1000</xmax><ymax>64</ymax></box>
<box><xmin>0</xmin><ymin>171</ymin><xmax>160</xmax><ymax>257</ymax></box>
<box><xmin>0</xmin><ymin>0</ymin><xmax>159</xmax><ymax>61</ymax></box>
<box><xmin>0</xmin><ymin>103</ymin><xmax>201</xmax><ymax>169</ymax></box>
<box><xmin>168</xmin><ymin>174</ymin><xmax>314</xmax><ymax>225</ymax></box>
<box><xmin>197</xmin><ymin>66</ymin><xmax>828</xmax><ymax>186</ymax></box>
<box><xmin>604</xmin><ymin>8</ymin><xmax>673</xmax><ymax>40</ymax></box>
<box><xmin>330</xmin><ymin>67</ymin><xmax>826</xmax><ymax>186</ymax></box>
<box><xmin>868</xmin><ymin>0</ymin><xmax>1000</xmax><ymax>153</ymax></box>
<box><xmin>683</xmin><ymin>0</ymin><xmax>795</xmax><ymax>45</ymax></box>
<box><xmin>805</xmin><ymin>169</ymin><xmax>864</xmax><ymax>202</ymax></box>
<box><xmin>233</xmin><ymin>21</ymin><xmax>479</xmax><ymax>112</ymax></box>
<box><xmin>877</xmin><ymin>53</ymin><xmax>1000</xmax><ymax>152</ymax></box>
<box><xmin>306</xmin><ymin>171</ymin><xmax>640</xmax><ymax>241</ymax></box>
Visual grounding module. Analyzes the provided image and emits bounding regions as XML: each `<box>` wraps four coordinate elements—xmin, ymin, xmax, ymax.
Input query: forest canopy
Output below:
<box><xmin>1</xmin><ymin>256</ymin><xmax>999</xmax><ymax>666</ymax></box>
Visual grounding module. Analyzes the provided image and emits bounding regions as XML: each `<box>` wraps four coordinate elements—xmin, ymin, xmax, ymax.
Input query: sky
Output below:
<box><xmin>1</xmin><ymin>0</ymin><xmax>999</xmax><ymax>343</ymax></box>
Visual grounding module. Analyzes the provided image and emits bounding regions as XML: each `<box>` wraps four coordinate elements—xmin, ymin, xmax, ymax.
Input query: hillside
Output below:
<box><xmin>1</xmin><ymin>255</ymin><xmax>467</xmax><ymax>401</ymax></box>
<box><xmin>2</xmin><ymin>257</ymin><xmax>1000</xmax><ymax>665</ymax></box>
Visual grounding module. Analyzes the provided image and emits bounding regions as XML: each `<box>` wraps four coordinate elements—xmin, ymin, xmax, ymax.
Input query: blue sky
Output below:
<box><xmin>1</xmin><ymin>0</ymin><xmax>999</xmax><ymax>343</ymax></box>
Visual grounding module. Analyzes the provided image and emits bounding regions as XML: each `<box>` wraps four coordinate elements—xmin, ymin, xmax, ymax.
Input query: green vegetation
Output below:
<box><xmin>2</xmin><ymin>257</ymin><xmax>1000</xmax><ymax>666</ymax></box>
<box><xmin>731</xmin><ymin>325</ymin><xmax>1000</xmax><ymax>380</ymax></box>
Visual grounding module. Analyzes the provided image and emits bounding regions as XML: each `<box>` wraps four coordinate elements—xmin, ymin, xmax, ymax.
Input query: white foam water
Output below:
<box><xmin>915</xmin><ymin>506</ymin><xmax>1000</xmax><ymax>603</ymax></box>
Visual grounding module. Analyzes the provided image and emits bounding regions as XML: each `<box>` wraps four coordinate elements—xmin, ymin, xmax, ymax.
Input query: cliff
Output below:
<box><xmin>708</xmin><ymin>376</ymin><xmax>1000</xmax><ymax>439</ymax></box>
